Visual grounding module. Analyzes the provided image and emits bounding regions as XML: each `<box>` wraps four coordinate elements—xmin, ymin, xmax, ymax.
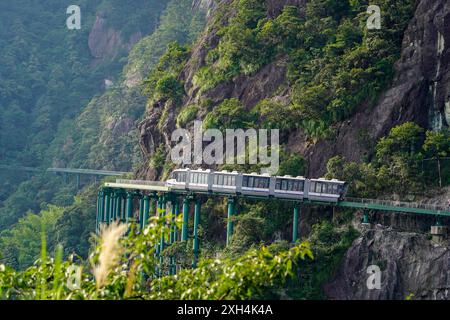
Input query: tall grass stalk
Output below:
<box><xmin>93</xmin><ymin>222</ymin><xmax>128</xmax><ymax>290</ymax></box>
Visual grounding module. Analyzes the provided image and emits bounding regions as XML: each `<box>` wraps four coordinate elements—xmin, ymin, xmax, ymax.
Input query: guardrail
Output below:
<box><xmin>115</xmin><ymin>179</ymin><xmax>166</xmax><ymax>187</ymax></box>
<box><xmin>345</xmin><ymin>197</ymin><xmax>449</xmax><ymax>212</ymax></box>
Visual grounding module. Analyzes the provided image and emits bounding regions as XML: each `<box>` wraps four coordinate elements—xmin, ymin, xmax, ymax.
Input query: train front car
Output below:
<box><xmin>166</xmin><ymin>168</ymin><xmax>190</xmax><ymax>191</ymax></box>
<box><xmin>211</xmin><ymin>170</ymin><xmax>240</xmax><ymax>195</ymax></box>
<box><xmin>307</xmin><ymin>178</ymin><xmax>347</xmax><ymax>203</ymax></box>
<box><xmin>273</xmin><ymin>175</ymin><xmax>307</xmax><ymax>200</ymax></box>
<box><xmin>241</xmin><ymin>172</ymin><xmax>271</xmax><ymax>198</ymax></box>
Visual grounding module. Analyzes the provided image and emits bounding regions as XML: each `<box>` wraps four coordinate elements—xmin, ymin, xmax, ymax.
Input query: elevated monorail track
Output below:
<box><xmin>98</xmin><ymin>178</ymin><xmax>449</xmax><ymax>274</ymax></box>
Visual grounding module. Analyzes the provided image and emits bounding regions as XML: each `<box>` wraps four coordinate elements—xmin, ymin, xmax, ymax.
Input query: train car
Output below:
<box><xmin>186</xmin><ymin>168</ymin><xmax>211</xmax><ymax>192</ymax></box>
<box><xmin>307</xmin><ymin>178</ymin><xmax>347</xmax><ymax>202</ymax></box>
<box><xmin>166</xmin><ymin>168</ymin><xmax>190</xmax><ymax>191</ymax></box>
<box><xmin>241</xmin><ymin>172</ymin><xmax>271</xmax><ymax>197</ymax></box>
<box><xmin>166</xmin><ymin>168</ymin><xmax>348</xmax><ymax>202</ymax></box>
<box><xmin>272</xmin><ymin>175</ymin><xmax>308</xmax><ymax>200</ymax></box>
<box><xmin>211</xmin><ymin>170</ymin><xmax>240</xmax><ymax>194</ymax></box>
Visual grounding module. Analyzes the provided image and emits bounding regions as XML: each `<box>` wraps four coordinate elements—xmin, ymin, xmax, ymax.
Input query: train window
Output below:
<box><xmin>315</xmin><ymin>182</ymin><xmax>322</xmax><ymax>193</ymax></box>
<box><xmin>298</xmin><ymin>181</ymin><xmax>304</xmax><ymax>191</ymax></box>
<box><xmin>288</xmin><ymin>180</ymin><xmax>294</xmax><ymax>191</ymax></box>
<box><xmin>258</xmin><ymin>178</ymin><xmax>269</xmax><ymax>188</ymax></box>
<box><xmin>248</xmin><ymin>177</ymin><xmax>254</xmax><ymax>188</ymax></box>
<box><xmin>332</xmin><ymin>184</ymin><xmax>338</xmax><ymax>194</ymax></box>
<box><xmin>230</xmin><ymin>176</ymin><xmax>236</xmax><ymax>186</ymax></box>
<box><xmin>292</xmin><ymin>181</ymin><xmax>299</xmax><ymax>191</ymax></box>
<box><xmin>281</xmin><ymin>180</ymin><xmax>287</xmax><ymax>190</ymax></box>
<box><xmin>309</xmin><ymin>182</ymin><xmax>315</xmax><ymax>193</ymax></box>
<box><xmin>275</xmin><ymin>179</ymin><xmax>281</xmax><ymax>190</ymax></box>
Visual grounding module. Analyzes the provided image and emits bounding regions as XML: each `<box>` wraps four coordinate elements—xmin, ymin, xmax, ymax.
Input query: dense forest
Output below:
<box><xmin>0</xmin><ymin>0</ymin><xmax>449</xmax><ymax>300</ymax></box>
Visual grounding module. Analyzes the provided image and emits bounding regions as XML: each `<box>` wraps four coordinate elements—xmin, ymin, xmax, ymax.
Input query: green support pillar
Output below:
<box><xmin>173</xmin><ymin>203</ymin><xmax>179</xmax><ymax>241</ymax></box>
<box><xmin>76</xmin><ymin>174</ymin><xmax>80</xmax><ymax>190</ymax></box>
<box><xmin>96</xmin><ymin>191</ymin><xmax>103</xmax><ymax>233</ymax></box>
<box><xmin>111</xmin><ymin>193</ymin><xmax>117</xmax><ymax>222</ymax></box>
<box><xmin>142</xmin><ymin>195</ymin><xmax>150</xmax><ymax>229</ymax></box>
<box><xmin>138</xmin><ymin>195</ymin><xmax>144</xmax><ymax>229</ymax></box>
<box><xmin>160</xmin><ymin>196</ymin><xmax>167</xmax><ymax>249</ymax></box>
<box><xmin>116</xmin><ymin>192</ymin><xmax>123</xmax><ymax>222</ymax></box>
<box><xmin>181</xmin><ymin>198</ymin><xmax>190</xmax><ymax>241</ymax></box>
<box><xmin>192</xmin><ymin>199</ymin><xmax>201</xmax><ymax>268</ymax></box>
<box><xmin>293</xmin><ymin>204</ymin><xmax>300</xmax><ymax>243</ymax></box>
<box><xmin>126</xmin><ymin>192</ymin><xmax>133</xmax><ymax>223</ymax></box>
<box><xmin>170</xmin><ymin>201</ymin><xmax>179</xmax><ymax>243</ymax></box>
<box><xmin>226</xmin><ymin>198</ymin><xmax>235</xmax><ymax>246</ymax></box>
<box><xmin>169</xmin><ymin>200</ymin><xmax>179</xmax><ymax>276</ymax></box>
<box><xmin>104</xmin><ymin>191</ymin><xmax>111</xmax><ymax>225</ymax></box>
<box><xmin>362</xmin><ymin>210</ymin><xmax>370</xmax><ymax>225</ymax></box>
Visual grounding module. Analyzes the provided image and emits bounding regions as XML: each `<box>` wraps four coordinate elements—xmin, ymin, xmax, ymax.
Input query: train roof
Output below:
<box><xmin>276</xmin><ymin>175</ymin><xmax>306</xmax><ymax>180</ymax></box>
<box><xmin>311</xmin><ymin>177</ymin><xmax>346</xmax><ymax>184</ymax></box>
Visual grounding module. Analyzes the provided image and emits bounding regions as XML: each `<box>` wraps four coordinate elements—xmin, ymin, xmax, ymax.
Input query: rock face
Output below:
<box><xmin>324</xmin><ymin>226</ymin><xmax>450</xmax><ymax>300</ymax></box>
<box><xmin>138</xmin><ymin>0</ymin><xmax>450</xmax><ymax>179</ymax></box>
<box><xmin>306</xmin><ymin>0</ymin><xmax>450</xmax><ymax>175</ymax></box>
<box><xmin>88</xmin><ymin>15</ymin><xmax>143</xmax><ymax>65</ymax></box>
<box><xmin>191</xmin><ymin>0</ymin><xmax>217</xmax><ymax>17</ymax></box>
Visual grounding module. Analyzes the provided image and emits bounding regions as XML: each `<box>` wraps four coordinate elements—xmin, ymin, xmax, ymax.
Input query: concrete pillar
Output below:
<box><xmin>226</xmin><ymin>197</ymin><xmax>235</xmax><ymax>246</ymax></box>
<box><xmin>431</xmin><ymin>220</ymin><xmax>447</xmax><ymax>243</ymax></box>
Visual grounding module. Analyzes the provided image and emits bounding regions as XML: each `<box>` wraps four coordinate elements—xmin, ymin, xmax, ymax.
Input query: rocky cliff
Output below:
<box><xmin>88</xmin><ymin>15</ymin><xmax>143</xmax><ymax>66</ymax></box>
<box><xmin>136</xmin><ymin>0</ymin><xmax>450</xmax><ymax>300</ymax></box>
<box><xmin>138</xmin><ymin>0</ymin><xmax>449</xmax><ymax>179</ymax></box>
<box><xmin>324</xmin><ymin>226</ymin><xmax>450</xmax><ymax>300</ymax></box>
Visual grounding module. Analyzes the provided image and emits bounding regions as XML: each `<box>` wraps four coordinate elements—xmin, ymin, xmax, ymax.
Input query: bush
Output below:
<box><xmin>176</xmin><ymin>105</ymin><xmax>199</xmax><ymax>128</ymax></box>
<box><xmin>203</xmin><ymin>98</ymin><xmax>257</xmax><ymax>130</ymax></box>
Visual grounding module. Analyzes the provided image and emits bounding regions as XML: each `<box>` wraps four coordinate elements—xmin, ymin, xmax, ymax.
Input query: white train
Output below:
<box><xmin>166</xmin><ymin>168</ymin><xmax>347</xmax><ymax>202</ymax></box>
